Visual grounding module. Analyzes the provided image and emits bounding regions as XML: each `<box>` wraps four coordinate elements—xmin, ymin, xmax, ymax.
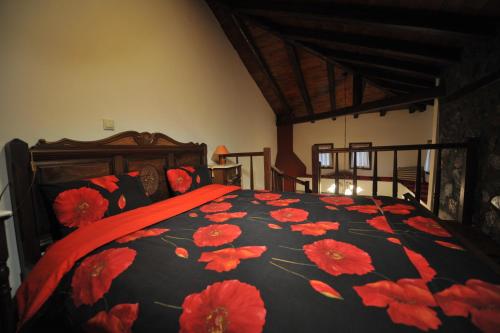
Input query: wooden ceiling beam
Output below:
<box><xmin>239</xmin><ymin>16</ymin><xmax>396</xmax><ymax>97</ymax></box>
<box><xmin>277</xmin><ymin>86</ymin><xmax>444</xmax><ymax>124</ymax></box>
<box><xmin>353</xmin><ymin>72</ymin><xmax>364</xmax><ymax>106</ymax></box>
<box><xmin>327</xmin><ymin>63</ymin><xmax>336</xmax><ymax>119</ymax></box>
<box><xmin>366</xmin><ymin>78</ymin><xmax>417</xmax><ymax>94</ymax></box>
<box><xmin>305</xmin><ymin>44</ymin><xmax>442</xmax><ymax>79</ymax></box>
<box><xmin>223</xmin><ymin>0</ymin><xmax>497</xmax><ymax>38</ymax></box>
<box><xmin>285</xmin><ymin>43</ymin><xmax>315</xmax><ymax>122</ymax></box>
<box><xmin>231</xmin><ymin>14</ymin><xmax>294</xmax><ymax>121</ymax></box>
<box><xmin>248</xmin><ymin>19</ymin><xmax>460</xmax><ymax>64</ymax></box>
<box><xmin>348</xmin><ymin>65</ymin><xmax>436</xmax><ymax>89</ymax></box>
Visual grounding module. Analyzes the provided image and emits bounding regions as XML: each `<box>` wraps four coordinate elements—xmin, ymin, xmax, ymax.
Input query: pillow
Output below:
<box><xmin>165</xmin><ymin>165</ymin><xmax>212</xmax><ymax>195</ymax></box>
<box><xmin>41</xmin><ymin>172</ymin><xmax>151</xmax><ymax>237</ymax></box>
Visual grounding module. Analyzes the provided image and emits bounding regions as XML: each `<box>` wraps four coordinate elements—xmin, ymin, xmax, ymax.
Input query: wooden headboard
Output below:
<box><xmin>5</xmin><ymin>131</ymin><xmax>207</xmax><ymax>279</ymax></box>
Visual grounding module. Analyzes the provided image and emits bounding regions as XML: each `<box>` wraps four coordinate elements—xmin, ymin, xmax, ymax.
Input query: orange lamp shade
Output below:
<box><xmin>214</xmin><ymin>145</ymin><xmax>230</xmax><ymax>155</ymax></box>
<box><xmin>214</xmin><ymin>145</ymin><xmax>230</xmax><ymax>164</ymax></box>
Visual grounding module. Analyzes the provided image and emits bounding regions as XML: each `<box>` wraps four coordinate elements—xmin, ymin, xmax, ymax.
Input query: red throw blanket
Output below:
<box><xmin>16</xmin><ymin>184</ymin><xmax>239</xmax><ymax>329</ymax></box>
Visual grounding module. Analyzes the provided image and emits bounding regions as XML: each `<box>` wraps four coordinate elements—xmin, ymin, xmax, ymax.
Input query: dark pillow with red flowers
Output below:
<box><xmin>165</xmin><ymin>165</ymin><xmax>212</xmax><ymax>195</ymax></box>
<box><xmin>40</xmin><ymin>173</ymin><xmax>151</xmax><ymax>238</ymax></box>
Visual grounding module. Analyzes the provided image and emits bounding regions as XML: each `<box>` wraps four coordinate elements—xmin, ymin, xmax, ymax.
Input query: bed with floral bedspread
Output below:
<box><xmin>17</xmin><ymin>185</ymin><xmax>500</xmax><ymax>333</ymax></box>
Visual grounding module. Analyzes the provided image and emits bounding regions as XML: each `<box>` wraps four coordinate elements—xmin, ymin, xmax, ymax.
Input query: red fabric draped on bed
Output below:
<box><xmin>16</xmin><ymin>184</ymin><xmax>239</xmax><ymax>329</ymax></box>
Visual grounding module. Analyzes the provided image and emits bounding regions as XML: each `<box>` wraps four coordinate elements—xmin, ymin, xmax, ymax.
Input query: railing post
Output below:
<box><xmin>353</xmin><ymin>151</ymin><xmax>358</xmax><ymax>196</ymax></box>
<box><xmin>433</xmin><ymin>148</ymin><xmax>442</xmax><ymax>216</ymax></box>
<box><xmin>373</xmin><ymin>150</ymin><xmax>378</xmax><ymax>196</ymax></box>
<box><xmin>263</xmin><ymin>147</ymin><xmax>271</xmax><ymax>190</ymax></box>
<box><xmin>392</xmin><ymin>150</ymin><xmax>398</xmax><ymax>198</ymax></box>
<box><xmin>334</xmin><ymin>152</ymin><xmax>340</xmax><ymax>195</ymax></box>
<box><xmin>459</xmin><ymin>138</ymin><xmax>479</xmax><ymax>225</ymax></box>
<box><xmin>250</xmin><ymin>156</ymin><xmax>254</xmax><ymax>190</ymax></box>
<box><xmin>415</xmin><ymin>149</ymin><xmax>422</xmax><ymax>203</ymax></box>
<box><xmin>312</xmin><ymin>144</ymin><xmax>320</xmax><ymax>193</ymax></box>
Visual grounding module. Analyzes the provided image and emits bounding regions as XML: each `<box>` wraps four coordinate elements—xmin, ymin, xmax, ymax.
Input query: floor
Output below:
<box><xmin>440</xmin><ymin>220</ymin><xmax>500</xmax><ymax>275</ymax></box>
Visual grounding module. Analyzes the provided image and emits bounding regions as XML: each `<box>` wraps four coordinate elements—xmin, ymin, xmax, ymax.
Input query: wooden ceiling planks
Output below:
<box><xmin>207</xmin><ymin>0</ymin><xmax>499</xmax><ymax>124</ymax></box>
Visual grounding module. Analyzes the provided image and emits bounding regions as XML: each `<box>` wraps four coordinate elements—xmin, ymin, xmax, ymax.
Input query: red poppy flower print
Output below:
<box><xmin>128</xmin><ymin>171</ymin><xmax>139</xmax><ymax>177</ymax></box>
<box><xmin>325</xmin><ymin>205</ymin><xmax>338</xmax><ymax>211</ymax></box>
<box><xmin>193</xmin><ymin>224</ymin><xmax>242</xmax><ymax>247</ymax></box>
<box><xmin>89</xmin><ymin>175</ymin><xmax>119</xmax><ymax>193</ymax></box>
<box><xmin>189</xmin><ymin>212</ymin><xmax>198</xmax><ymax>218</ymax></box>
<box><xmin>387</xmin><ymin>237</ymin><xmax>402</xmax><ymax>245</ymax></box>
<box><xmin>435</xmin><ymin>279</ymin><xmax>500</xmax><ymax>333</ymax></box>
<box><xmin>199</xmin><ymin>246</ymin><xmax>267</xmax><ymax>272</ymax></box>
<box><xmin>435</xmin><ymin>240</ymin><xmax>464</xmax><ymax>251</ymax></box>
<box><xmin>382</xmin><ymin>203</ymin><xmax>415</xmax><ymax>215</ymax></box>
<box><xmin>181</xmin><ymin>166</ymin><xmax>195</xmax><ymax>173</ymax></box>
<box><xmin>116</xmin><ymin>228</ymin><xmax>169</xmax><ymax>244</ymax></box>
<box><xmin>346</xmin><ymin>205</ymin><xmax>379</xmax><ymax>214</ymax></box>
<box><xmin>354</xmin><ymin>278</ymin><xmax>441</xmax><ymax>331</ymax></box>
<box><xmin>176</xmin><ymin>247</ymin><xmax>189</xmax><ymax>259</ymax></box>
<box><xmin>200</xmin><ymin>202</ymin><xmax>232</xmax><ymax>213</ymax></box>
<box><xmin>267</xmin><ymin>223</ymin><xmax>282</xmax><ymax>230</ymax></box>
<box><xmin>167</xmin><ymin>169</ymin><xmax>192</xmax><ymax>194</ymax></box>
<box><xmin>320</xmin><ymin>196</ymin><xmax>354</xmax><ymax>206</ymax></box>
<box><xmin>270</xmin><ymin>208</ymin><xmax>309</xmax><ymax>223</ymax></box>
<box><xmin>403</xmin><ymin>246</ymin><xmax>436</xmax><ymax>282</ymax></box>
<box><xmin>179</xmin><ymin>280</ymin><xmax>266</xmax><ymax>333</ymax></box>
<box><xmin>214</xmin><ymin>194</ymin><xmax>238</xmax><ymax>202</ymax></box>
<box><xmin>291</xmin><ymin>222</ymin><xmax>339</xmax><ymax>236</ymax></box>
<box><xmin>196</xmin><ymin>175</ymin><xmax>201</xmax><ymax>184</ymax></box>
<box><xmin>118</xmin><ymin>195</ymin><xmax>126</xmax><ymax>210</ymax></box>
<box><xmin>266</xmin><ymin>199</ymin><xmax>300</xmax><ymax>207</ymax></box>
<box><xmin>404</xmin><ymin>216</ymin><xmax>451</xmax><ymax>237</ymax></box>
<box><xmin>309</xmin><ymin>280</ymin><xmax>343</xmax><ymax>299</ymax></box>
<box><xmin>72</xmin><ymin>248</ymin><xmax>137</xmax><ymax>307</ymax></box>
<box><xmin>367</xmin><ymin>216</ymin><xmax>394</xmax><ymax>234</ymax></box>
<box><xmin>205</xmin><ymin>212</ymin><xmax>247</xmax><ymax>223</ymax></box>
<box><xmin>85</xmin><ymin>303</ymin><xmax>138</xmax><ymax>333</ymax></box>
<box><xmin>254</xmin><ymin>193</ymin><xmax>281</xmax><ymax>201</ymax></box>
<box><xmin>303</xmin><ymin>239</ymin><xmax>374</xmax><ymax>276</ymax></box>
<box><xmin>53</xmin><ymin>187</ymin><xmax>109</xmax><ymax>228</ymax></box>
<box><xmin>372</xmin><ymin>198</ymin><xmax>383</xmax><ymax>207</ymax></box>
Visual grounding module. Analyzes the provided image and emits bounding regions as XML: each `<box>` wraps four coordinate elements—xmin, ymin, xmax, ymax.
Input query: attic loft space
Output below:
<box><xmin>207</xmin><ymin>0</ymin><xmax>498</xmax><ymax>124</ymax></box>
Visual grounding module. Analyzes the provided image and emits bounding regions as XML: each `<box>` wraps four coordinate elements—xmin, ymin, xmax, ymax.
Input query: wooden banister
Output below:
<box><xmin>311</xmin><ymin>140</ymin><xmax>478</xmax><ymax>225</ymax></box>
<box><xmin>271</xmin><ymin>166</ymin><xmax>311</xmax><ymax>193</ymax></box>
<box><xmin>220</xmin><ymin>148</ymin><xmax>271</xmax><ymax>190</ymax></box>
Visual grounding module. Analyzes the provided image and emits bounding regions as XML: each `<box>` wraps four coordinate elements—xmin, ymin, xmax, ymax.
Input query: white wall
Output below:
<box><xmin>0</xmin><ymin>0</ymin><xmax>276</xmax><ymax>293</ymax></box>
<box><xmin>294</xmin><ymin>109</ymin><xmax>434</xmax><ymax>177</ymax></box>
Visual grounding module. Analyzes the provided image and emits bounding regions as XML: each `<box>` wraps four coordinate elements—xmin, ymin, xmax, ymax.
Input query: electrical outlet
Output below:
<box><xmin>102</xmin><ymin>119</ymin><xmax>115</xmax><ymax>131</ymax></box>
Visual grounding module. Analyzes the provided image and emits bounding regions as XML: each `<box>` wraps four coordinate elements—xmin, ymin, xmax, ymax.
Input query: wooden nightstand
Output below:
<box><xmin>208</xmin><ymin>164</ymin><xmax>242</xmax><ymax>186</ymax></box>
<box><xmin>0</xmin><ymin>210</ymin><xmax>14</xmax><ymax>333</ymax></box>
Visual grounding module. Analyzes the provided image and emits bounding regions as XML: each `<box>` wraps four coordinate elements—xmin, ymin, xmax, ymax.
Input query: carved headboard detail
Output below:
<box><xmin>5</xmin><ymin>131</ymin><xmax>207</xmax><ymax>278</ymax></box>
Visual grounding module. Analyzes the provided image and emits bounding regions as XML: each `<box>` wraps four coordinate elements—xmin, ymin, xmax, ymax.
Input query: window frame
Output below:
<box><xmin>349</xmin><ymin>142</ymin><xmax>373</xmax><ymax>170</ymax></box>
<box><xmin>317</xmin><ymin>143</ymin><xmax>334</xmax><ymax>169</ymax></box>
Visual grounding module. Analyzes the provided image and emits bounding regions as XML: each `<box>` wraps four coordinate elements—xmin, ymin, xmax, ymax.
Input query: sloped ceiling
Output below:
<box><xmin>206</xmin><ymin>0</ymin><xmax>500</xmax><ymax>124</ymax></box>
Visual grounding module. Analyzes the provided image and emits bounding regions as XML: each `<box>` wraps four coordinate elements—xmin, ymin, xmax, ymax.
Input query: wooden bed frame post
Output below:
<box><xmin>5</xmin><ymin>139</ymin><xmax>40</xmax><ymax>280</ymax></box>
<box><xmin>0</xmin><ymin>214</ymin><xmax>15</xmax><ymax>333</ymax></box>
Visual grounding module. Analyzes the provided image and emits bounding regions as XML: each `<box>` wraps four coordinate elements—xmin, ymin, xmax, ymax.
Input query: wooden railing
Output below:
<box><xmin>219</xmin><ymin>148</ymin><xmax>271</xmax><ymax>190</ymax></box>
<box><xmin>312</xmin><ymin>139</ymin><xmax>478</xmax><ymax>224</ymax></box>
<box><xmin>271</xmin><ymin>166</ymin><xmax>311</xmax><ymax>193</ymax></box>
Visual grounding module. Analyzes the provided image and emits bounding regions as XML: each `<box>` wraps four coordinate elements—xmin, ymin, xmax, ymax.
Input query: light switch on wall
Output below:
<box><xmin>102</xmin><ymin>119</ymin><xmax>115</xmax><ymax>131</ymax></box>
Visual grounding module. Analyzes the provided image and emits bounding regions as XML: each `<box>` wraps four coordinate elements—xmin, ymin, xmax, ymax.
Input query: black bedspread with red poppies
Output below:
<box><xmin>21</xmin><ymin>190</ymin><xmax>500</xmax><ymax>333</ymax></box>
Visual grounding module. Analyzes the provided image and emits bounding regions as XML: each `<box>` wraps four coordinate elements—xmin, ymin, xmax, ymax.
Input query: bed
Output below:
<box><xmin>2</xmin><ymin>131</ymin><xmax>499</xmax><ymax>333</ymax></box>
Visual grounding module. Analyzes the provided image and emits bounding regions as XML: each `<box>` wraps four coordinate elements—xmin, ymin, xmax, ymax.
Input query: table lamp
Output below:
<box><xmin>214</xmin><ymin>145</ymin><xmax>230</xmax><ymax>165</ymax></box>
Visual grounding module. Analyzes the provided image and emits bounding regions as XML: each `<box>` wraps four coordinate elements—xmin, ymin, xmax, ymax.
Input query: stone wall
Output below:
<box><xmin>439</xmin><ymin>33</ymin><xmax>500</xmax><ymax>243</ymax></box>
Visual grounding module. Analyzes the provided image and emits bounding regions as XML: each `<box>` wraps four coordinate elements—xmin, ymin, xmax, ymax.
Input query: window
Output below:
<box><xmin>317</xmin><ymin>143</ymin><xmax>333</xmax><ymax>169</ymax></box>
<box><xmin>349</xmin><ymin>142</ymin><xmax>372</xmax><ymax>170</ymax></box>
